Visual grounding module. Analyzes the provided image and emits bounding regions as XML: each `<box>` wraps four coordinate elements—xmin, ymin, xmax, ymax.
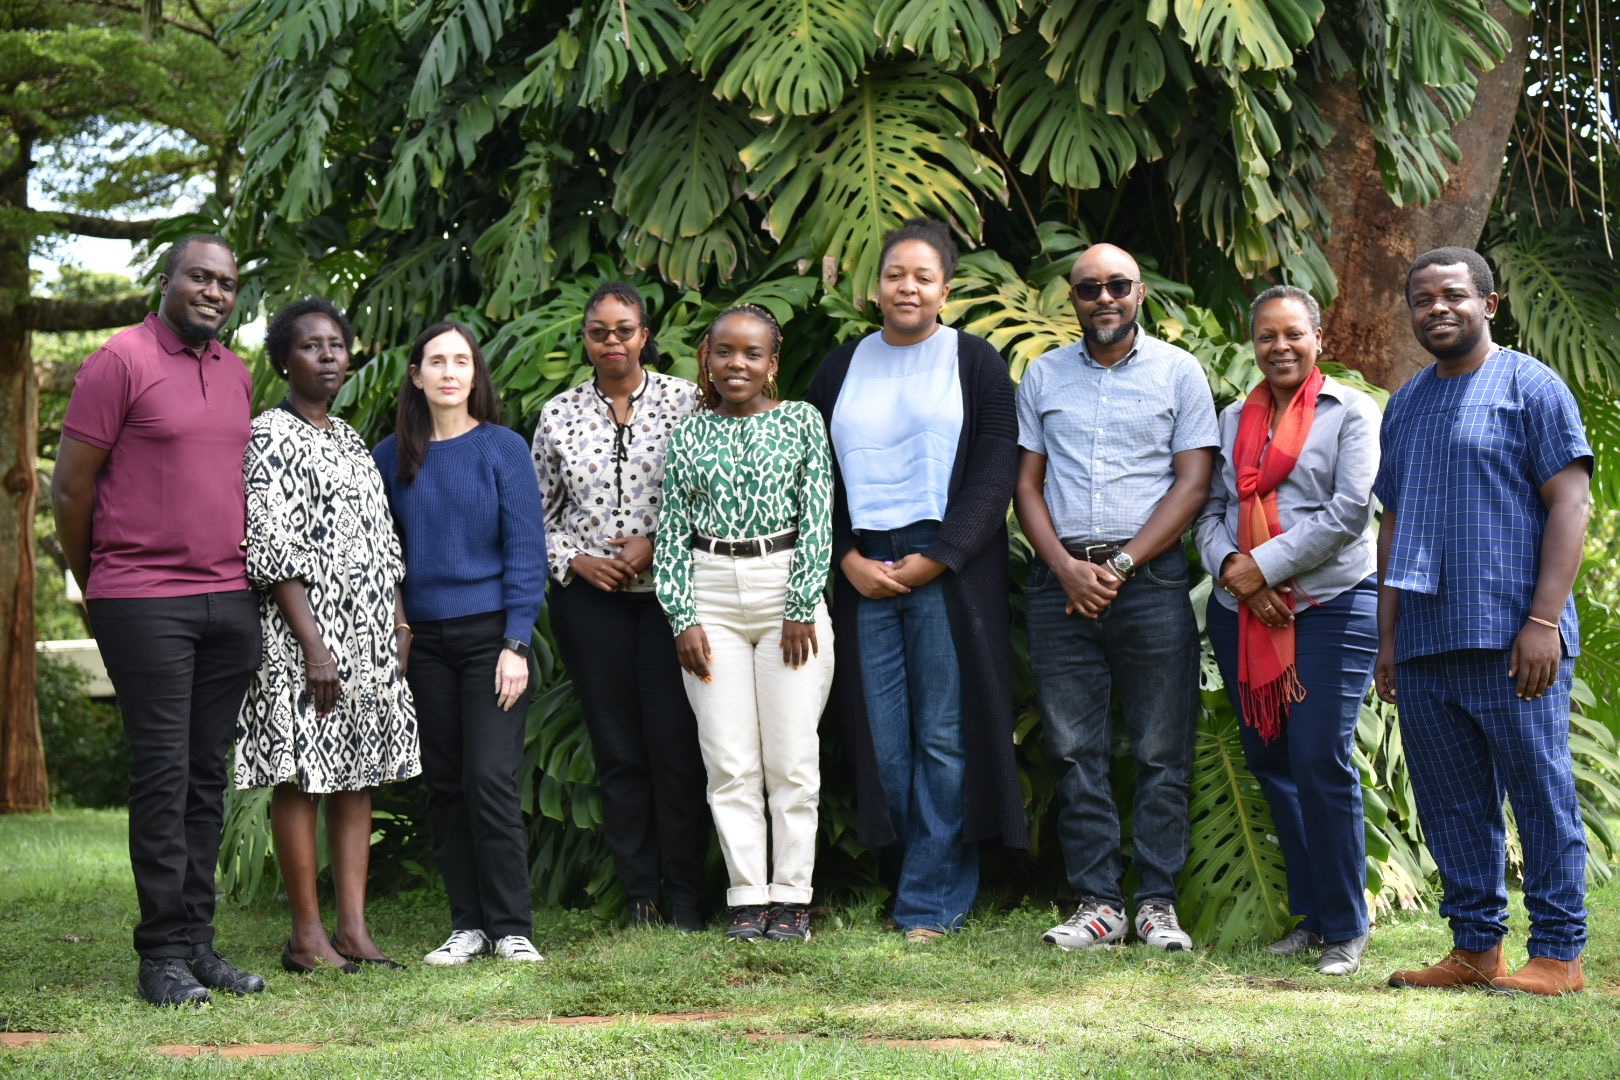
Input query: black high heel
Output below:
<box><xmin>330</xmin><ymin>932</ymin><xmax>405</xmax><ymax>970</ymax></box>
<box><xmin>281</xmin><ymin>939</ymin><xmax>360</xmax><ymax>975</ymax></box>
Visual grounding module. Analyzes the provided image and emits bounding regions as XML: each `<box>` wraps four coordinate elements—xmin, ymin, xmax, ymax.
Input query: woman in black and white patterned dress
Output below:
<box><xmin>238</xmin><ymin>298</ymin><xmax>419</xmax><ymax>973</ymax></box>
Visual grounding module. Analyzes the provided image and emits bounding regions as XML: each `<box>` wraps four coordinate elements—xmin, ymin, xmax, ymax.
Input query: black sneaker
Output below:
<box><xmin>725</xmin><ymin>905</ymin><xmax>771</xmax><ymax>941</ymax></box>
<box><xmin>137</xmin><ymin>958</ymin><xmax>210</xmax><ymax>1007</ymax></box>
<box><xmin>763</xmin><ymin>903</ymin><xmax>811</xmax><ymax>942</ymax></box>
<box><xmin>189</xmin><ymin>945</ymin><xmax>265</xmax><ymax>994</ymax></box>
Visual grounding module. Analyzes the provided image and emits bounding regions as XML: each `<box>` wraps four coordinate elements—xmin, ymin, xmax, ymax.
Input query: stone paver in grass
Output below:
<box><xmin>502</xmin><ymin>1011</ymin><xmax>736</xmax><ymax>1027</ymax></box>
<box><xmin>745</xmin><ymin>1031</ymin><xmax>1015</xmax><ymax>1052</ymax></box>
<box><xmin>151</xmin><ymin>1043</ymin><xmax>321</xmax><ymax>1058</ymax></box>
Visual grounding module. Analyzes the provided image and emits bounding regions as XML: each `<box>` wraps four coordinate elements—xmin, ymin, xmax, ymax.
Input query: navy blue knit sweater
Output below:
<box><xmin>373</xmin><ymin>423</ymin><xmax>547</xmax><ymax>643</ymax></box>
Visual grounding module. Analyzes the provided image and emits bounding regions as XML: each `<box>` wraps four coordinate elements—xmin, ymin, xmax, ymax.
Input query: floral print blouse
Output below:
<box><xmin>654</xmin><ymin>400</ymin><xmax>833</xmax><ymax>634</ymax></box>
<box><xmin>532</xmin><ymin>370</ymin><xmax>700</xmax><ymax>593</ymax></box>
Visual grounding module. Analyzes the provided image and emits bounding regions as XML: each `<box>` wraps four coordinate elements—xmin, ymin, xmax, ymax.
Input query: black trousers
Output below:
<box><xmin>408</xmin><ymin>610</ymin><xmax>533</xmax><ymax>940</ymax></box>
<box><xmin>88</xmin><ymin>590</ymin><xmax>261</xmax><ymax>960</ymax></box>
<box><xmin>549</xmin><ymin>581</ymin><xmax>711</xmax><ymax>908</ymax></box>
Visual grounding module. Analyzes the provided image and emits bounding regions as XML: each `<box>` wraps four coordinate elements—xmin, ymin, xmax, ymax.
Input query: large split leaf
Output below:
<box><xmin>1176</xmin><ymin>694</ymin><xmax>1293</xmax><ymax>949</ymax></box>
<box><xmin>742</xmin><ymin>62</ymin><xmax>1004</xmax><ymax>293</ymax></box>
<box><xmin>873</xmin><ymin>0</ymin><xmax>1016</xmax><ymax>70</ymax></box>
<box><xmin>1488</xmin><ymin>213</ymin><xmax>1620</xmax><ymax>391</ymax></box>
<box><xmin>944</xmin><ymin>250</ymin><xmax>1078</xmax><ymax>382</ymax></box>
<box><xmin>1155</xmin><ymin>0</ymin><xmax>1324</xmax><ymax>72</ymax></box>
<box><xmin>995</xmin><ymin>28</ymin><xmax>1172</xmax><ymax>191</ymax></box>
<box><xmin>1034</xmin><ymin>0</ymin><xmax>1195</xmax><ymax>112</ymax></box>
<box><xmin>694</xmin><ymin>0</ymin><xmax>880</xmax><ymax>115</ymax></box>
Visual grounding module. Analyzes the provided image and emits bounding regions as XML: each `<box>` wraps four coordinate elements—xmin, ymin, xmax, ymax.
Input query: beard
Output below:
<box><xmin>175</xmin><ymin>314</ymin><xmax>223</xmax><ymax>343</ymax></box>
<box><xmin>1421</xmin><ymin>317</ymin><xmax>1486</xmax><ymax>361</ymax></box>
<box><xmin>1086</xmin><ymin>317</ymin><xmax>1138</xmax><ymax>348</ymax></box>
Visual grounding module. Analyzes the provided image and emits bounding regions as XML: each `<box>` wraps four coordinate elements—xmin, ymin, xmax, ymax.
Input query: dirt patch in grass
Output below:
<box><xmin>745</xmin><ymin>1031</ymin><xmax>1014</xmax><ymax>1052</ymax></box>
<box><xmin>151</xmin><ymin>1043</ymin><xmax>321</xmax><ymax>1058</ymax></box>
<box><xmin>1</xmin><ymin>1033</ymin><xmax>57</xmax><ymax>1048</ymax></box>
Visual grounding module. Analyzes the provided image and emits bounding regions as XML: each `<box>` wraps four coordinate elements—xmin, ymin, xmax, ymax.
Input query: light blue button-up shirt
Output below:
<box><xmin>1017</xmin><ymin>330</ymin><xmax>1218</xmax><ymax>544</ymax></box>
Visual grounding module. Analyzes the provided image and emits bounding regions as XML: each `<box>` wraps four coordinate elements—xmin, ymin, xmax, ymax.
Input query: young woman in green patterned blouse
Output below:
<box><xmin>653</xmin><ymin>305</ymin><xmax>835</xmax><ymax>943</ymax></box>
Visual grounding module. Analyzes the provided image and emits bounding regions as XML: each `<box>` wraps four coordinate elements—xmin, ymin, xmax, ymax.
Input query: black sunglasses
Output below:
<box><xmin>1071</xmin><ymin>279</ymin><xmax>1140</xmax><ymax>302</ymax></box>
<box><xmin>584</xmin><ymin>325</ymin><xmax>642</xmax><ymax>343</ymax></box>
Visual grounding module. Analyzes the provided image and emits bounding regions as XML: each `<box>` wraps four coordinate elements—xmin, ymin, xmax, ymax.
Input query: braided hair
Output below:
<box><xmin>696</xmin><ymin>304</ymin><xmax>782</xmax><ymax>412</ymax></box>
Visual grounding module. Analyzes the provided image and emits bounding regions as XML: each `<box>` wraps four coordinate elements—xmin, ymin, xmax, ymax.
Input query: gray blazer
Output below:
<box><xmin>1195</xmin><ymin>374</ymin><xmax>1380</xmax><ymax>612</ymax></box>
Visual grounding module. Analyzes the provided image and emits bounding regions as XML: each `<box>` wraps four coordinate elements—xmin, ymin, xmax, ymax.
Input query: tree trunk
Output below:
<box><xmin>1315</xmin><ymin>2</ymin><xmax>1532</xmax><ymax>390</ymax></box>
<box><xmin>0</xmin><ymin>164</ymin><xmax>49</xmax><ymax>813</ymax></box>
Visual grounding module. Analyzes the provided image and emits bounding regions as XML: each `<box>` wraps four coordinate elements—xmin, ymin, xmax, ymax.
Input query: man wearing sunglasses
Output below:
<box><xmin>1014</xmin><ymin>243</ymin><xmax>1218</xmax><ymax>953</ymax></box>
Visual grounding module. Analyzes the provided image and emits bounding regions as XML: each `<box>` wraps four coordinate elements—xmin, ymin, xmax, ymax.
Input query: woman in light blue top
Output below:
<box><xmin>806</xmin><ymin>218</ymin><xmax>1023</xmax><ymax>940</ymax></box>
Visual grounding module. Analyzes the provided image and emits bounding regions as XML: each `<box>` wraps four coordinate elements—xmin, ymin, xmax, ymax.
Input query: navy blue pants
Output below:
<box><xmin>1396</xmin><ymin>649</ymin><xmax>1586</xmax><ymax>959</ymax></box>
<box><xmin>1208</xmin><ymin>579</ymin><xmax>1376</xmax><ymax>944</ymax></box>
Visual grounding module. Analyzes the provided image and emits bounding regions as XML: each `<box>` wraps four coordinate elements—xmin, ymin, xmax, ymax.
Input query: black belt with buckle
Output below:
<box><xmin>691</xmin><ymin>529</ymin><xmax>800</xmax><ymax>558</ymax></box>
<box><xmin>1064</xmin><ymin>542</ymin><xmax>1126</xmax><ymax>565</ymax></box>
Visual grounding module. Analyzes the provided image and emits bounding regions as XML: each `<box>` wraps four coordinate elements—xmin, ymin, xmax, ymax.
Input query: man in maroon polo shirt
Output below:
<box><xmin>53</xmin><ymin>235</ymin><xmax>266</xmax><ymax>1006</ymax></box>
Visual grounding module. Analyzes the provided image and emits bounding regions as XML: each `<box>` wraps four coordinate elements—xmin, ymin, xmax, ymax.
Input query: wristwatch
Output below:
<box><xmin>1105</xmin><ymin>550</ymin><xmax>1136</xmax><ymax>581</ymax></box>
<box><xmin>502</xmin><ymin>637</ymin><xmax>532</xmax><ymax>658</ymax></box>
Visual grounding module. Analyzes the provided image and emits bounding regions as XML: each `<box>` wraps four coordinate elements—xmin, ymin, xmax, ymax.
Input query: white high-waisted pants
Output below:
<box><xmin>681</xmin><ymin>546</ymin><xmax>833</xmax><ymax>906</ymax></box>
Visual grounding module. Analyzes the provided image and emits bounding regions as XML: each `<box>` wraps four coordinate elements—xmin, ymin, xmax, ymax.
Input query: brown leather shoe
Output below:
<box><xmin>1490</xmin><ymin>955</ymin><xmax>1584</xmax><ymax>996</ymax></box>
<box><xmin>1387</xmin><ymin>943</ymin><xmax>1506</xmax><ymax>989</ymax></box>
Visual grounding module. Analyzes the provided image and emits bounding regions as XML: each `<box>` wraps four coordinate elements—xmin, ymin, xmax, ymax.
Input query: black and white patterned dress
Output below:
<box><xmin>235</xmin><ymin>404</ymin><xmax>420</xmax><ymax>793</ymax></box>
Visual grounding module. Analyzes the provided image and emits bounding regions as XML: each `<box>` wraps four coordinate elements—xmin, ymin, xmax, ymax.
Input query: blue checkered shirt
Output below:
<box><xmin>1373</xmin><ymin>348</ymin><xmax>1591</xmax><ymax>663</ymax></box>
<box><xmin>1017</xmin><ymin>330</ymin><xmax>1218</xmax><ymax>543</ymax></box>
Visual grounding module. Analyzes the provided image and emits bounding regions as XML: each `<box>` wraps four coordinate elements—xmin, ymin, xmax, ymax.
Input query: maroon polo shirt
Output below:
<box><xmin>62</xmin><ymin>312</ymin><xmax>253</xmax><ymax>600</ymax></box>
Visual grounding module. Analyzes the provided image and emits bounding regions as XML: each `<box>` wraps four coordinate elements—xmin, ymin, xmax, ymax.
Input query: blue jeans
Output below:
<box><xmin>855</xmin><ymin>521</ymin><xmax>978</xmax><ymax>932</ymax></box>
<box><xmin>1208</xmin><ymin>579</ymin><xmax>1376</xmax><ymax>943</ymax></box>
<box><xmin>1027</xmin><ymin>548</ymin><xmax>1199</xmax><ymax>907</ymax></box>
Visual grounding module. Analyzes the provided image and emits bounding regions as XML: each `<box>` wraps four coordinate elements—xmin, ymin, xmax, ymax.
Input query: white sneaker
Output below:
<box><xmin>493</xmin><ymin>935</ymin><xmax>542</xmax><ymax>962</ymax></box>
<box><xmin>422</xmin><ymin>929</ymin><xmax>491</xmax><ymax>966</ymax></box>
<box><xmin>1134</xmin><ymin>901</ymin><xmax>1193</xmax><ymax>951</ymax></box>
<box><xmin>1043</xmin><ymin>899</ymin><xmax>1127</xmax><ymax>950</ymax></box>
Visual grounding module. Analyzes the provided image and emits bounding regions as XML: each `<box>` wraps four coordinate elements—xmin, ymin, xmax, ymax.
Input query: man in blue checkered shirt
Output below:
<box><xmin>1375</xmin><ymin>246</ymin><xmax>1592</xmax><ymax>996</ymax></box>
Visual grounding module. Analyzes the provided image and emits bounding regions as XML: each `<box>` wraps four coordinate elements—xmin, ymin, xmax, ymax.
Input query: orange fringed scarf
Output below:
<box><xmin>1232</xmin><ymin>366</ymin><xmax>1324</xmax><ymax>743</ymax></box>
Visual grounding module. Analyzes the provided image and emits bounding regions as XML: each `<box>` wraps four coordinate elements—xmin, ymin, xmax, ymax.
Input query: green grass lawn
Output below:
<box><xmin>1</xmin><ymin>809</ymin><xmax>1615</xmax><ymax>1078</ymax></box>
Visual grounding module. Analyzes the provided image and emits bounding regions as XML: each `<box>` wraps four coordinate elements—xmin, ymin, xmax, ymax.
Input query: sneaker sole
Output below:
<box><xmin>1043</xmin><ymin>934</ymin><xmax>1122</xmax><ymax>950</ymax></box>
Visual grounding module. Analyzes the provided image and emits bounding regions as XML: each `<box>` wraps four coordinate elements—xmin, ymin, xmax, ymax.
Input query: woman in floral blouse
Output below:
<box><xmin>654</xmin><ymin>304</ymin><xmax>834</xmax><ymax>943</ymax></box>
<box><xmin>532</xmin><ymin>282</ymin><xmax>711</xmax><ymax>931</ymax></box>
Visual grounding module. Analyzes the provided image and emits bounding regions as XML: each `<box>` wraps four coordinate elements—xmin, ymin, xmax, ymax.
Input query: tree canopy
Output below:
<box><xmin>0</xmin><ymin>0</ymin><xmax>248</xmax><ymax>810</ymax></box>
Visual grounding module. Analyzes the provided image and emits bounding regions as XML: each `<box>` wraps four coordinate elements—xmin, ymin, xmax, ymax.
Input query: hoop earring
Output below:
<box><xmin>764</xmin><ymin>374</ymin><xmax>779</xmax><ymax>399</ymax></box>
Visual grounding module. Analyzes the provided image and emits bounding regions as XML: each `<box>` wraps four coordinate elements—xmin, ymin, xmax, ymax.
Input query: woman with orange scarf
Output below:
<box><xmin>1195</xmin><ymin>285</ymin><xmax>1381</xmax><ymax>976</ymax></box>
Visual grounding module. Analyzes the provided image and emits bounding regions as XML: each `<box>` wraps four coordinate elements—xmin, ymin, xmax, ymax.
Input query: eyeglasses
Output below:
<box><xmin>1071</xmin><ymin>279</ymin><xmax>1140</xmax><ymax>302</ymax></box>
<box><xmin>584</xmin><ymin>325</ymin><xmax>642</xmax><ymax>343</ymax></box>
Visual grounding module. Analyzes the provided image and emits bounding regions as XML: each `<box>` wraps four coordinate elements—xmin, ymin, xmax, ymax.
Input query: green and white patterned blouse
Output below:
<box><xmin>654</xmin><ymin>400</ymin><xmax>833</xmax><ymax>634</ymax></box>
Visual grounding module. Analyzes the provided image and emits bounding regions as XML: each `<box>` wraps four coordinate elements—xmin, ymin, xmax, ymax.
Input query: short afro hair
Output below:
<box><xmin>1249</xmin><ymin>284</ymin><xmax>1322</xmax><ymax>335</ymax></box>
<box><xmin>265</xmin><ymin>297</ymin><xmax>353</xmax><ymax>377</ymax></box>
<box><xmin>1405</xmin><ymin>247</ymin><xmax>1495</xmax><ymax>303</ymax></box>
<box><xmin>160</xmin><ymin>234</ymin><xmax>233</xmax><ymax>279</ymax></box>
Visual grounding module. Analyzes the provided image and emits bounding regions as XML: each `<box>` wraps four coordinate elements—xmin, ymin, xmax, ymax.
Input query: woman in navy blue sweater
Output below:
<box><xmin>374</xmin><ymin>321</ymin><xmax>547</xmax><ymax>965</ymax></box>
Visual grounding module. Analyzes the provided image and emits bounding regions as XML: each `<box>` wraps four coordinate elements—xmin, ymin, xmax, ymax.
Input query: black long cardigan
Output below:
<box><xmin>805</xmin><ymin>330</ymin><xmax>1029</xmax><ymax>851</ymax></box>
